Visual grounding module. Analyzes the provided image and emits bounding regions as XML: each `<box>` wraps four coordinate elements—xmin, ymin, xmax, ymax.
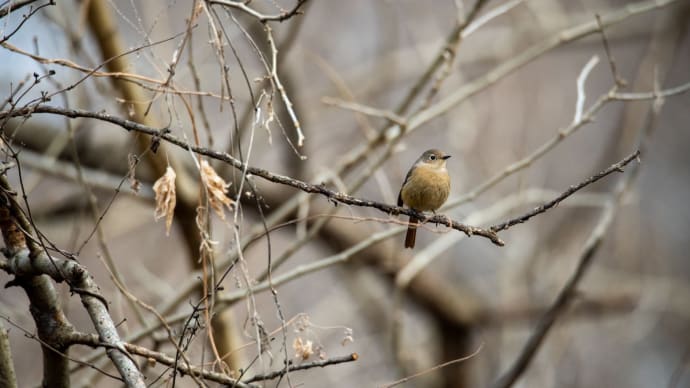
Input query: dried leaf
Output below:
<box><xmin>153</xmin><ymin>166</ymin><xmax>176</xmax><ymax>236</ymax></box>
<box><xmin>293</xmin><ymin>337</ymin><xmax>314</xmax><ymax>360</ymax></box>
<box><xmin>200</xmin><ymin>160</ymin><xmax>233</xmax><ymax>220</ymax></box>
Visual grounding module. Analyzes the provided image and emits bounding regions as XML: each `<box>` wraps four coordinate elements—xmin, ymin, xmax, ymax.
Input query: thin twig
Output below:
<box><xmin>67</xmin><ymin>330</ymin><xmax>257</xmax><ymax>388</ymax></box>
<box><xmin>264</xmin><ymin>23</ymin><xmax>304</xmax><ymax>146</ymax></box>
<box><xmin>0</xmin><ymin>315</ymin><xmax>123</xmax><ymax>383</ymax></box>
<box><xmin>492</xmin><ymin>61</ymin><xmax>668</xmax><ymax>386</ymax></box>
<box><xmin>16</xmin><ymin>150</ymin><xmax>153</xmax><ymax>198</ymax></box>
<box><xmin>321</xmin><ymin>97</ymin><xmax>407</xmax><ymax>127</ymax></box>
<box><xmin>462</xmin><ymin>0</ymin><xmax>524</xmax><ymax>37</ymax></box>
<box><xmin>0</xmin><ymin>0</ymin><xmax>43</xmax><ymax>19</ymax></box>
<box><xmin>596</xmin><ymin>13</ymin><xmax>627</xmax><ymax>87</ymax></box>
<box><xmin>407</xmin><ymin>0</ymin><xmax>681</xmax><ymax>132</ymax></box>
<box><xmin>96</xmin><ymin>254</ymin><xmax>205</xmax><ymax>386</ymax></box>
<box><xmin>489</xmin><ymin>150</ymin><xmax>640</xmax><ymax>232</ymax></box>
<box><xmin>573</xmin><ymin>55</ymin><xmax>600</xmax><ymax>124</ymax></box>
<box><xmin>243</xmin><ymin>353</ymin><xmax>358</xmax><ymax>383</ymax></box>
<box><xmin>612</xmin><ymin>80</ymin><xmax>690</xmax><ymax>100</ymax></box>
<box><xmin>0</xmin><ymin>250</ymin><xmax>145</xmax><ymax>386</ymax></box>
<box><xmin>448</xmin><ymin>89</ymin><xmax>614</xmax><ymax>209</ymax></box>
<box><xmin>0</xmin><ymin>1</ymin><xmax>53</xmax><ymax>43</ymax></box>
<box><xmin>207</xmin><ymin>0</ymin><xmax>309</xmax><ymax>22</ymax></box>
<box><xmin>381</xmin><ymin>344</ymin><xmax>482</xmax><ymax>388</ymax></box>
<box><xmin>395</xmin><ymin>187</ymin><xmax>617</xmax><ymax>288</ymax></box>
<box><xmin>0</xmin><ymin>41</ymin><xmax>233</xmax><ymax>98</ymax></box>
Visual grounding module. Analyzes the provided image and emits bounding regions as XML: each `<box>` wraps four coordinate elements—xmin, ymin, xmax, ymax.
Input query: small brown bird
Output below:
<box><xmin>397</xmin><ymin>149</ymin><xmax>451</xmax><ymax>249</ymax></box>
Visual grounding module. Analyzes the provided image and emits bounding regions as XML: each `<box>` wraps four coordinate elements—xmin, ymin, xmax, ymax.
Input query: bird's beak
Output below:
<box><xmin>442</xmin><ymin>155</ymin><xmax>451</xmax><ymax>160</ymax></box>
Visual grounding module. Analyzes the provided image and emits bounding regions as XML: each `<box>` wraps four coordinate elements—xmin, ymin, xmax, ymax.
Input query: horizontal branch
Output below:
<box><xmin>17</xmin><ymin>149</ymin><xmax>153</xmax><ymax>198</ymax></box>
<box><xmin>611</xmin><ymin>79</ymin><xmax>690</xmax><ymax>100</ymax></box>
<box><xmin>69</xmin><ymin>331</ymin><xmax>355</xmax><ymax>386</ymax></box>
<box><xmin>475</xmin><ymin>293</ymin><xmax>636</xmax><ymax>327</ymax></box>
<box><xmin>0</xmin><ymin>105</ymin><xmax>504</xmax><ymax>246</ymax></box>
<box><xmin>69</xmin><ymin>332</ymin><xmax>257</xmax><ymax>388</ymax></box>
<box><xmin>244</xmin><ymin>353</ymin><xmax>358</xmax><ymax>383</ymax></box>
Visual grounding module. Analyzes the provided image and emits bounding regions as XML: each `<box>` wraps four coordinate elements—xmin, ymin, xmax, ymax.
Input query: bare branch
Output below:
<box><xmin>491</xmin><ymin>160</ymin><xmax>638</xmax><ymax>388</ymax></box>
<box><xmin>69</xmin><ymin>331</ymin><xmax>258</xmax><ymax>388</ymax></box>
<box><xmin>489</xmin><ymin>150</ymin><xmax>641</xmax><ymax>233</ymax></box>
<box><xmin>0</xmin><ymin>170</ymin><xmax>145</xmax><ymax>387</ymax></box>
<box><xmin>0</xmin><ymin>174</ymin><xmax>72</xmax><ymax>388</ymax></box>
<box><xmin>17</xmin><ymin>149</ymin><xmax>153</xmax><ymax>198</ymax></box>
<box><xmin>0</xmin><ymin>105</ymin><xmax>504</xmax><ymax>246</ymax></box>
<box><xmin>0</xmin><ymin>0</ymin><xmax>44</xmax><ymax>19</ymax></box>
<box><xmin>0</xmin><ymin>1</ymin><xmax>53</xmax><ymax>43</ymax></box>
<box><xmin>244</xmin><ymin>353</ymin><xmax>358</xmax><ymax>383</ymax></box>
<box><xmin>0</xmin><ymin>321</ymin><xmax>17</xmax><ymax>388</ymax></box>
<box><xmin>407</xmin><ymin>0</ymin><xmax>682</xmax><ymax>131</ymax></box>
<box><xmin>612</xmin><ymin>79</ymin><xmax>690</xmax><ymax>100</ymax></box>
<box><xmin>463</xmin><ymin>0</ymin><xmax>524</xmax><ymax>37</ymax></box>
<box><xmin>381</xmin><ymin>345</ymin><xmax>482</xmax><ymax>388</ymax></box>
<box><xmin>0</xmin><ymin>249</ymin><xmax>145</xmax><ymax>387</ymax></box>
<box><xmin>573</xmin><ymin>55</ymin><xmax>600</xmax><ymax>124</ymax></box>
<box><xmin>207</xmin><ymin>0</ymin><xmax>309</xmax><ymax>22</ymax></box>
<box><xmin>321</xmin><ymin>97</ymin><xmax>408</xmax><ymax>128</ymax></box>
<box><xmin>264</xmin><ymin>23</ymin><xmax>304</xmax><ymax>146</ymax></box>
<box><xmin>596</xmin><ymin>13</ymin><xmax>627</xmax><ymax>87</ymax></box>
<box><xmin>491</xmin><ymin>53</ymin><xmax>669</xmax><ymax>385</ymax></box>
<box><xmin>0</xmin><ymin>315</ymin><xmax>124</xmax><ymax>382</ymax></box>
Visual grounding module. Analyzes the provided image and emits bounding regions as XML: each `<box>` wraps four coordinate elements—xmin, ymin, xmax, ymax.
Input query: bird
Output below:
<box><xmin>397</xmin><ymin>149</ymin><xmax>451</xmax><ymax>249</ymax></box>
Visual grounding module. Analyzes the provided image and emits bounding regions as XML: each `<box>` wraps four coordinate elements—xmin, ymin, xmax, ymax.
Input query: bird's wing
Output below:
<box><xmin>397</xmin><ymin>166</ymin><xmax>415</xmax><ymax>206</ymax></box>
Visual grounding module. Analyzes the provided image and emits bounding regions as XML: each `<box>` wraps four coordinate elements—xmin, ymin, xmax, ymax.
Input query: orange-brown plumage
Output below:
<box><xmin>397</xmin><ymin>149</ymin><xmax>451</xmax><ymax>249</ymax></box>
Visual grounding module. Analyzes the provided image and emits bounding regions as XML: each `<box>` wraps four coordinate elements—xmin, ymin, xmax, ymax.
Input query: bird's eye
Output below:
<box><xmin>429</xmin><ymin>154</ymin><xmax>437</xmax><ymax>161</ymax></box>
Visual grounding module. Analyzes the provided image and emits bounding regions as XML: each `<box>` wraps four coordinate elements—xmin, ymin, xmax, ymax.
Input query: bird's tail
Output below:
<box><xmin>404</xmin><ymin>216</ymin><xmax>419</xmax><ymax>249</ymax></box>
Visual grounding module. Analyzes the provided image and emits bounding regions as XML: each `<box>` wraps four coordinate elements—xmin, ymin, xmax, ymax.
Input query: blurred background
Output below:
<box><xmin>0</xmin><ymin>0</ymin><xmax>689</xmax><ymax>387</ymax></box>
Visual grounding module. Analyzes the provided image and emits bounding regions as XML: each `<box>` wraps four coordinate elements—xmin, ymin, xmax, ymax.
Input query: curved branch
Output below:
<box><xmin>0</xmin><ymin>249</ymin><xmax>145</xmax><ymax>387</ymax></box>
<box><xmin>207</xmin><ymin>0</ymin><xmax>309</xmax><ymax>22</ymax></box>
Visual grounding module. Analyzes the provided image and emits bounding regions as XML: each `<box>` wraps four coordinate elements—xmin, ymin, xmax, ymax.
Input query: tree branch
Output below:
<box><xmin>0</xmin><ymin>321</ymin><xmax>17</xmax><ymax>388</ymax></box>
<box><xmin>207</xmin><ymin>0</ymin><xmax>309</xmax><ymax>22</ymax></box>
<box><xmin>490</xmin><ymin>162</ymin><xmax>636</xmax><ymax>388</ymax></box>
<box><xmin>489</xmin><ymin>150</ymin><xmax>641</xmax><ymax>232</ymax></box>
<box><xmin>406</xmin><ymin>0</ymin><xmax>682</xmax><ymax>133</ymax></box>
<box><xmin>244</xmin><ymin>353</ymin><xmax>358</xmax><ymax>383</ymax></box>
<box><xmin>0</xmin><ymin>172</ymin><xmax>145</xmax><ymax>387</ymax></box>
<box><xmin>0</xmin><ymin>0</ymin><xmax>44</xmax><ymax>19</ymax></box>
<box><xmin>69</xmin><ymin>331</ymin><xmax>258</xmax><ymax>388</ymax></box>
<box><xmin>0</xmin><ymin>174</ymin><xmax>72</xmax><ymax>388</ymax></box>
<box><xmin>0</xmin><ymin>105</ymin><xmax>505</xmax><ymax>246</ymax></box>
<box><xmin>0</xmin><ymin>249</ymin><xmax>146</xmax><ymax>387</ymax></box>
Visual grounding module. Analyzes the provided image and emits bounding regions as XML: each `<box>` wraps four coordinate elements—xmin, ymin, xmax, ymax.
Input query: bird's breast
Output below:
<box><xmin>400</xmin><ymin>166</ymin><xmax>450</xmax><ymax>211</ymax></box>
